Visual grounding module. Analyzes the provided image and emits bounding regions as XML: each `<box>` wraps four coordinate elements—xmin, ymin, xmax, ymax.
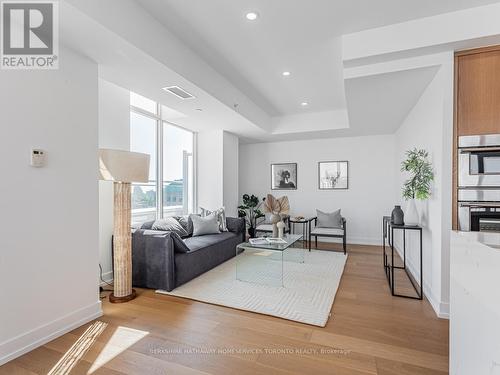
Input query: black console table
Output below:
<box><xmin>382</xmin><ymin>216</ymin><xmax>423</xmax><ymax>300</ymax></box>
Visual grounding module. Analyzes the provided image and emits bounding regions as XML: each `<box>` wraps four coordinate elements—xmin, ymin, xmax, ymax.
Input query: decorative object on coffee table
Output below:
<box><xmin>318</xmin><ymin>161</ymin><xmax>348</xmax><ymax>189</ymax></box>
<box><xmin>237</xmin><ymin>194</ymin><xmax>264</xmax><ymax>238</ymax></box>
<box><xmin>262</xmin><ymin>194</ymin><xmax>290</xmax><ymax>236</ymax></box>
<box><xmin>277</xmin><ymin>221</ymin><xmax>285</xmax><ymax>238</ymax></box>
<box><xmin>401</xmin><ymin>148</ymin><xmax>434</xmax><ymax>226</ymax></box>
<box><xmin>271</xmin><ymin>163</ymin><xmax>297</xmax><ymax>190</ymax></box>
<box><xmin>99</xmin><ymin>148</ymin><xmax>150</xmax><ymax>303</ymax></box>
<box><xmin>391</xmin><ymin>205</ymin><xmax>404</xmax><ymax>225</ymax></box>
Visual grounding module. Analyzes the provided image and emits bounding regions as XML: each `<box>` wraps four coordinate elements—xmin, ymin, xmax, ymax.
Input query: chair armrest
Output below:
<box><xmin>226</xmin><ymin>217</ymin><xmax>246</xmax><ymax>243</ymax></box>
<box><xmin>341</xmin><ymin>217</ymin><xmax>346</xmax><ymax>228</ymax></box>
<box><xmin>131</xmin><ymin>229</ymin><xmax>176</xmax><ymax>291</ymax></box>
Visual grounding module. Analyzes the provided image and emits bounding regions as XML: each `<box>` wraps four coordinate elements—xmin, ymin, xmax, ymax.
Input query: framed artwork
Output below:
<box><xmin>271</xmin><ymin>163</ymin><xmax>297</xmax><ymax>190</ymax></box>
<box><xmin>318</xmin><ymin>161</ymin><xmax>348</xmax><ymax>190</ymax></box>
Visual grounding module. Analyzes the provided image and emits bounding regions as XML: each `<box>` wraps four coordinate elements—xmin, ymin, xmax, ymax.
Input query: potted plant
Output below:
<box><xmin>238</xmin><ymin>194</ymin><xmax>264</xmax><ymax>238</ymax></box>
<box><xmin>401</xmin><ymin>148</ymin><xmax>434</xmax><ymax>225</ymax></box>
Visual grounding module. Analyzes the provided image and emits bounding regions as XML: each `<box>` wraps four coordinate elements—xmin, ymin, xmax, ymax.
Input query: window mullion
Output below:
<box><xmin>156</xmin><ymin>103</ymin><xmax>163</xmax><ymax>219</ymax></box>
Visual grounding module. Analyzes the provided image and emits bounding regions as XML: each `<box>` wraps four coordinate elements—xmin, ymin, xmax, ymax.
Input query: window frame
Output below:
<box><xmin>130</xmin><ymin>99</ymin><xmax>197</xmax><ymax>221</ymax></box>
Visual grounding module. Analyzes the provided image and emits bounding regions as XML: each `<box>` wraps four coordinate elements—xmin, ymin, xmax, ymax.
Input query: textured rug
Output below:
<box><xmin>156</xmin><ymin>248</ymin><xmax>347</xmax><ymax>327</ymax></box>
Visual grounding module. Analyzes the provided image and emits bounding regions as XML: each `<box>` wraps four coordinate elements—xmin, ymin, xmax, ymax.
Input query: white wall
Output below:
<box><xmin>0</xmin><ymin>47</ymin><xmax>101</xmax><ymax>364</ymax></box>
<box><xmin>98</xmin><ymin>79</ymin><xmax>130</xmax><ymax>284</ymax></box>
<box><xmin>198</xmin><ymin>130</ymin><xmax>239</xmax><ymax>216</ymax></box>
<box><xmin>239</xmin><ymin>135</ymin><xmax>396</xmax><ymax>245</ymax></box>
<box><xmin>198</xmin><ymin>130</ymin><xmax>224</xmax><ymax>210</ymax></box>
<box><xmin>393</xmin><ymin>54</ymin><xmax>454</xmax><ymax>318</ymax></box>
<box><xmin>223</xmin><ymin>132</ymin><xmax>239</xmax><ymax>217</ymax></box>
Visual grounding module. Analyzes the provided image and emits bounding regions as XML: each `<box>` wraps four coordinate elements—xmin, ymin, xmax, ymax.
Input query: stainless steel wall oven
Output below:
<box><xmin>459</xmin><ymin>134</ymin><xmax>500</xmax><ymax>188</ymax></box>
<box><xmin>458</xmin><ymin>134</ymin><xmax>500</xmax><ymax>232</ymax></box>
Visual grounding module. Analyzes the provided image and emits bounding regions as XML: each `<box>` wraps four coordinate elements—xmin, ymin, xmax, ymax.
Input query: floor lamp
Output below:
<box><xmin>99</xmin><ymin>148</ymin><xmax>150</xmax><ymax>303</ymax></box>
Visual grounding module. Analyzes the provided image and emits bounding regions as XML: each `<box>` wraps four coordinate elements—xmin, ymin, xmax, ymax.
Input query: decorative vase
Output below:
<box><xmin>270</xmin><ymin>213</ymin><xmax>281</xmax><ymax>237</ymax></box>
<box><xmin>391</xmin><ymin>205</ymin><xmax>404</xmax><ymax>225</ymax></box>
<box><xmin>277</xmin><ymin>221</ymin><xmax>285</xmax><ymax>238</ymax></box>
<box><xmin>248</xmin><ymin>227</ymin><xmax>256</xmax><ymax>238</ymax></box>
<box><xmin>404</xmin><ymin>199</ymin><xmax>419</xmax><ymax>226</ymax></box>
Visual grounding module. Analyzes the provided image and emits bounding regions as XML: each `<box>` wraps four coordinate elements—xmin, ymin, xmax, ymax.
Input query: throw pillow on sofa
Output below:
<box><xmin>200</xmin><ymin>206</ymin><xmax>228</xmax><ymax>232</ymax></box>
<box><xmin>151</xmin><ymin>217</ymin><xmax>189</xmax><ymax>237</ymax></box>
<box><xmin>173</xmin><ymin>215</ymin><xmax>194</xmax><ymax>237</ymax></box>
<box><xmin>316</xmin><ymin>209</ymin><xmax>342</xmax><ymax>228</ymax></box>
<box><xmin>190</xmin><ymin>213</ymin><xmax>221</xmax><ymax>236</ymax></box>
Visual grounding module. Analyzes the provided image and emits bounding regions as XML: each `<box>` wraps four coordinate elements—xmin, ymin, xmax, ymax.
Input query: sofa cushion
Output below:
<box><xmin>183</xmin><ymin>231</ymin><xmax>237</xmax><ymax>252</ymax></box>
<box><xmin>316</xmin><ymin>209</ymin><xmax>342</xmax><ymax>228</ymax></box>
<box><xmin>190</xmin><ymin>213</ymin><xmax>221</xmax><ymax>236</ymax></box>
<box><xmin>311</xmin><ymin>227</ymin><xmax>344</xmax><ymax>236</ymax></box>
<box><xmin>151</xmin><ymin>217</ymin><xmax>189</xmax><ymax>237</ymax></box>
<box><xmin>139</xmin><ymin>220</ymin><xmax>155</xmax><ymax>230</ymax></box>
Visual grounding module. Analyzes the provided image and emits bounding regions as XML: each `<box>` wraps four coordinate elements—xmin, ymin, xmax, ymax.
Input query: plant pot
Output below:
<box><xmin>248</xmin><ymin>227</ymin><xmax>256</xmax><ymax>238</ymax></box>
<box><xmin>404</xmin><ymin>199</ymin><xmax>419</xmax><ymax>226</ymax></box>
<box><xmin>391</xmin><ymin>205</ymin><xmax>404</xmax><ymax>225</ymax></box>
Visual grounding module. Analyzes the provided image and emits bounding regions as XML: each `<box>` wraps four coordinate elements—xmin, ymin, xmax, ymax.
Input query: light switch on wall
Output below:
<box><xmin>31</xmin><ymin>149</ymin><xmax>46</xmax><ymax>167</ymax></box>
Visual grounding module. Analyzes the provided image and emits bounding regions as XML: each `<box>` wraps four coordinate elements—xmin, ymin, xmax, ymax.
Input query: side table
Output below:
<box><xmin>382</xmin><ymin>216</ymin><xmax>423</xmax><ymax>300</ymax></box>
<box><xmin>290</xmin><ymin>217</ymin><xmax>315</xmax><ymax>246</ymax></box>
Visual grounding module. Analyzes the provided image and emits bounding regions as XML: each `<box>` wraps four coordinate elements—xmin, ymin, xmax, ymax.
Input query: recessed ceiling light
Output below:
<box><xmin>282</xmin><ymin>71</ymin><xmax>291</xmax><ymax>76</ymax></box>
<box><xmin>246</xmin><ymin>12</ymin><xmax>259</xmax><ymax>21</ymax></box>
<box><xmin>195</xmin><ymin>108</ymin><xmax>203</xmax><ymax>111</ymax></box>
<box><xmin>301</xmin><ymin>102</ymin><xmax>309</xmax><ymax>106</ymax></box>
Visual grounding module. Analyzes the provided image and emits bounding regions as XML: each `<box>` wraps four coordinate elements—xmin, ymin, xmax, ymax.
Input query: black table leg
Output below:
<box><xmin>419</xmin><ymin>229</ymin><xmax>423</xmax><ymax>300</ymax></box>
<box><xmin>391</xmin><ymin>226</ymin><xmax>395</xmax><ymax>296</ymax></box>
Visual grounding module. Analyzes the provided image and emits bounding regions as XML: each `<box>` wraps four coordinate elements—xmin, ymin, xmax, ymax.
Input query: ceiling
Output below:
<box><xmin>137</xmin><ymin>0</ymin><xmax>499</xmax><ymax>117</ymax></box>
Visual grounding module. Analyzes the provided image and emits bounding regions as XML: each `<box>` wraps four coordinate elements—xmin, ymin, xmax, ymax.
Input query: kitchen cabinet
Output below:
<box><xmin>456</xmin><ymin>47</ymin><xmax>500</xmax><ymax>136</ymax></box>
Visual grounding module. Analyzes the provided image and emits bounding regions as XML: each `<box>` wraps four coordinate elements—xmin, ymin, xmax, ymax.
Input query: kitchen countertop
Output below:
<box><xmin>451</xmin><ymin>230</ymin><xmax>500</xmax><ymax>249</ymax></box>
<box><xmin>450</xmin><ymin>230</ymin><xmax>500</xmax><ymax>375</ymax></box>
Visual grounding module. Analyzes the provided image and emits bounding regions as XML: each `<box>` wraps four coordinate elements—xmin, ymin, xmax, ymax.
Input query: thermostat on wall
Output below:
<box><xmin>31</xmin><ymin>149</ymin><xmax>46</xmax><ymax>167</ymax></box>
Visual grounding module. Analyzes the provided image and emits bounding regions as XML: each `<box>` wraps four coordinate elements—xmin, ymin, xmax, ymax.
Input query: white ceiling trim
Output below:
<box><xmin>343</xmin><ymin>2</ymin><xmax>500</xmax><ymax>66</ymax></box>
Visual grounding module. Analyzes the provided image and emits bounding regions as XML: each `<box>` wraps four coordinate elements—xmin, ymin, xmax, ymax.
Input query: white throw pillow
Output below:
<box><xmin>190</xmin><ymin>214</ymin><xmax>221</xmax><ymax>236</ymax></box>
<box><xmin>316</xmin><ymin>209</ymin><xmax>342</xmax><ymax>228</ymax></box>
<box><xmin>200</xmin><ymin>206</ymin><xmax>228</xmax><ymax>232</ymax></box>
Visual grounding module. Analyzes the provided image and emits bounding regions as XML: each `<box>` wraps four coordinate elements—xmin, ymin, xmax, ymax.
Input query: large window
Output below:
<box><xmin>130</xmin><ymin>92</ymin><xmax>195</xmax><ymax>224</ymax></box>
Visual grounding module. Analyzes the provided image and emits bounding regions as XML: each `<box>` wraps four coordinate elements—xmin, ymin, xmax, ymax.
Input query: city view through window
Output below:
<box><xmin>130</xmin><ymin>93</ymin><xmax>194</xmax><ymax>224</ymax></box>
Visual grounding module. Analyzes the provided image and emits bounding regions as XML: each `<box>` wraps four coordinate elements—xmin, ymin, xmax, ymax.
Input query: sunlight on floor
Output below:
<box><xmin>47</xmin><ymin>321</ymin><xmax>108</xmax><ymax>375</ymax></box>
<box><xmin>87</xmin><ymin>325</ymin><xmax>149</xmax><ymax>374</ymax></box>
<box><xmin>46</xmin><ymin>321</ymin><xmax>150</xmax><ymax>375</ymax></box>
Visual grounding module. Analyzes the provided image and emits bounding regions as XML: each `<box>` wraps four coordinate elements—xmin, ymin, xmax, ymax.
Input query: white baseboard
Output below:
<box><xmin>0</xmin><ymin>301</ymin><xmax>103</xmax><ymax>366</ymax></box>
<box><xmin>392</xmin><ymin>244</ymin><xmax>449</xmax><ymax>319</ymax></box>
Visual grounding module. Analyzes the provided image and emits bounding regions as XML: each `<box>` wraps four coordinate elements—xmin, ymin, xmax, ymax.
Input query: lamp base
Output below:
<box><xmin>109</xmin><ymin>289</ymin><xmax>136</xmax><ymax>303</ymax></box>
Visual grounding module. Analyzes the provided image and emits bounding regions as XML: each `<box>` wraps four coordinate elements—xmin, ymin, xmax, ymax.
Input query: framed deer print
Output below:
<box><xmin>318</xmin><ymin>161</ymin><xmax>348</xmax><ymax>190</ymax></box>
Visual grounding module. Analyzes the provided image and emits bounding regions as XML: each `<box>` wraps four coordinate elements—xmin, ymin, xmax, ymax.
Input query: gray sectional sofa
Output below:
<box><xmin>131</xmin><ymin>216</ymin><xmax>245</xmax><ymax>292</ymax></box>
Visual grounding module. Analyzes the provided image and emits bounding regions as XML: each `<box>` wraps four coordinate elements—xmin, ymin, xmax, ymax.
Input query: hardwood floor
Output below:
<box><xmin>1</xmin><ymin>244</ymin><xmax>449</xmax><ymax>375</ymax></box>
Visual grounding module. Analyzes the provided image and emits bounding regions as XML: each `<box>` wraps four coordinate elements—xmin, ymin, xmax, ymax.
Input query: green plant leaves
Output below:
<box><xmin>401</xmin><ymin>148</ymin><xmax>434</xmax><ymax>200</ymax></box>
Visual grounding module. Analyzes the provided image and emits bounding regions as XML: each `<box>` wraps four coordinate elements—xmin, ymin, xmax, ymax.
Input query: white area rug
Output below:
<box><xmin>156</xmin><ymin>248</ymin><xmax>347</xmax><ymax>327</ymax></box>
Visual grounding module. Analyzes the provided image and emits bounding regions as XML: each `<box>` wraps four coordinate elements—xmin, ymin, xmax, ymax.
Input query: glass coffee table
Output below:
<box><xmin>236</xmin><ymin>234</ymin><xmax>304</xmax><ymax>287</ymax></box>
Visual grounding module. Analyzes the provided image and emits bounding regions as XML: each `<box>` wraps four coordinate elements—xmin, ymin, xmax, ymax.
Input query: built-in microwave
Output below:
<box><xmin>459</xmin><ymin>134</ymin><xmax>500</xmax><ymax>188</ymax></box>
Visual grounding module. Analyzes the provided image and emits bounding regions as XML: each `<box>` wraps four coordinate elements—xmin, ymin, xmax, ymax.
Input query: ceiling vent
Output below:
<box><xmin>162</xmin><ymin>86</ymin><xmax>195</xmax><ymax>100</ymax></box>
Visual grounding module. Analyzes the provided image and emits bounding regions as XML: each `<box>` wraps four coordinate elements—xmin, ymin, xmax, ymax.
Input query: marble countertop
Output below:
<box><xmin>452</xmin><ymin>230</ymin><xmax>500</xmax><ymax>249</ymax></box>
